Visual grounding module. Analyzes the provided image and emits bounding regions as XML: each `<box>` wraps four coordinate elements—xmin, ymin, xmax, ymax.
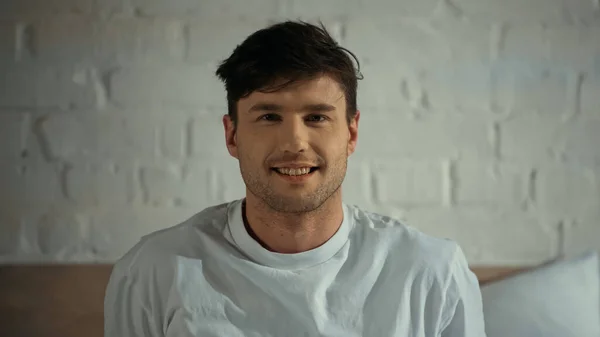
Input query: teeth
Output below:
<box><xmin>275</xmin><ymin>167</ymin><xmax>312</xmax><ymax>176</ymax></box>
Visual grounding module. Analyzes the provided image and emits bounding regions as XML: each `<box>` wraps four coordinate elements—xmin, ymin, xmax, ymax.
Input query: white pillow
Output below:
<box><xmin>481</xmin><ymin>251</ymin><xmax>600</xmax><ymax>337</ymax></box>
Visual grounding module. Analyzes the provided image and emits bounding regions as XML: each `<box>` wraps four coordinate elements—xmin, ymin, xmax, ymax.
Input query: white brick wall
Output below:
<box><xmin>0</xmin><ymin>0</ymin><xmax>599</xmax><ymax>264</ymax></box>
<box><xmin>33</xmin><ymin>16</ymin><xmax>187</xmax><ymax>65</ymax></box>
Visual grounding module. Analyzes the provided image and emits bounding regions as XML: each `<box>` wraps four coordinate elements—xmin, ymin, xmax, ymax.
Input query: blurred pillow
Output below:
<box><xmin>481</xmin><ymin>251</ymin><xmax>600</xmax><ymax>337</ymax></box>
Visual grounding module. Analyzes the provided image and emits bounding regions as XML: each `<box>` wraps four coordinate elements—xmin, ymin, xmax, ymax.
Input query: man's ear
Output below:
<box><xmin>223</xmin><ymin>114</ymin><xmax>238</xmax><ymax>159</ymax></box>
<box><xmin>347</xmin><ymin>110</ymin><xmax>360</xmax><ymax>156</ymax></box>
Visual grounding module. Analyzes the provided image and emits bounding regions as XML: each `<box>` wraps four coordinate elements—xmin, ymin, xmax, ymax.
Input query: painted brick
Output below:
<box><xmin>345</xmin><ymin>18</ymin><xmax>449</xmax><ymax>67</ymax></box>
<box><xmin>260</xmin><ymin>18</ymin><xmax>346</xmax><ymax>47</ymax></box>
<box><xmin>40</xmin><ymin>111</ymin><xmax>158</xmax><ymax>162</ymax></box>
<box><xmin>500</xmin><ymin>24</ymin><xmax>600</xmax><ymax>72</ymax></box>
<box><xmin>546</xmin><ymin>25</ymin><xmax>600</xmax><ymax>71</ymax></box>
<box><xmin>565</xmin><ymin>210</ymin><xmax>600</xmax><ymax>256</ymax></box>
<box><xmin>110</xmin><ymin>66</ymin><xmax>225</xmax><ymax>109</ymax></box>
<box><xmin>356</xmin><ymin>0</ymin><xmax>438</xmax><ymax>19</ymax></box>
<box><xmin>16</xmin><ymin>122</ymin><xmax>50</xmax><ymax>165</ymax></box>
<box><xmin>0</xmin><ymin>0</ymin><xmax>93</xmax><ymax>18</ymax></box>
<box><xmin>31</xmin><ymin>15</ymin><xmax>92</xmax><ymax>62</ymax></box>
<box><xmin>342</xmin><ymin>159</ymin><xmax>373</xmax><ymax>208</ymax></box>
<box><xmin>140</xmin><ymin>162</ymin><xmax>213</xmax><ymax>208</ymax></box>
<box><xmin>140</xmin><ymin>164</ymin><xmax>182</xmax><ymax>206</ymax></box>
<box><xmin>536</xmin><ymin>164</ymin><xmax>599</xmax><ymax>217</ymax></box>
<box><xmin>35</xmin><ymin>209</ymin><xmax>91</xmax><ymax>258</ymax></box>
<box><xmin>352</xmin><ymin>61</ymin><xmax>413</xmax><ymax>111</ymax></box>
<box><xmin>33</xmin><ymin>16</ymin><xmax>185</xmax><ymax>64</ymax></box>
<box><xmin>157</xmin><ymin>112</ymin><xmax>189</xmax><ymax>160</ymax></box>
<box><xmin>88</xmin><ymin>206</ymin><xmax>198</xmax><ymax>261</ymax></box>
<box><xmin>357</xmin><ymin>114</ymin><xmax>493</xmax><ymax>159</ymax></box>
<box><xmin>0</xmin><ymin>64</ymin><xmax>102</xmax><ymax>109</ymax></box>
<box><xmin>347</xmin><ymin>18</ymin><xmax>493</xmax><ymax>111</ymax></box>
<box><xmin>188</xmin><ymin>19</ymin><xmax>269</xmax><ymax>64</ymax></box>
<box><xmin>302</xmin><ymin>19</ymin><xmax>345</xmax><ymax>43</ymax></box>
<box><xmin>499</xmin><ymin>114</ymin><xmax>563</xmax><ymax>161</ymax></box>
<box><xmin>449</xmin><ymin>0</ymin><xmax>598</xmax><ymax>24</ymax></box>
<box><xmin>0</xmin><ymin>0</ymin><xmax>129</xmax><ymax>19</ymax></box>
<box><xmin>580</xmin><ymin>75</ymin><xmax>600</xmax><ymax>119</ymax></box>
<box><xmin>284</xmin><ymin>0</ymin><xmax>359</xmax><ymax>18</ymax></box>
<box><xmin>90</xmin><ymin>0</ymin><xmax>134</xmax><ymax>16</ymax></box>
<box><xmin>214</xmin><ymin>159</ymin><xmax>246</xmax><ymax>203</ymax></box>
<box><xmin>285</xmin><ymin>0</ymin><xmax>437</xmax><ymax>18</ymax></box>
<box><xmin>11</xmin><ymin>212</ymin><xmax>40</xmax><ymax>257</ymax></box>
<box><xmin>64</xmin><ymin>163</ymin><xmax>135</xmax><ymax>207</ymax></box>
<box><xmin>421</xmin><ymin>63</ymin><xmax>493</xmax><ymax>112</ymax></box>
<box><xmin>1</xmin><ymin>0</ymin><xmax>599</xmax><ymax>265</ymax></box>
<box><xmin>502</xmin><ymin>115</ymin><xmax>600</xmax><ymax>164</ymax></box>
<box><xmin>372</xmin><ymin>159</ymin><xmax>443</xmax><ymax>207</ymax></box>
<box><xmin>189</xmin><ymin>115</ymin><xmax>230</xmax><ymax>158</ymax></box>
<box><xmin>0</xmin><ymin>211</ymin><xmax>21</xmax><ymax>254</ymax></box>
<box><xmin>414</xmin><ymin>15</ymin><xmax>493</xmax><ymax>113</ymax></box>
<box><xmin>40</xmin><ymin>109</ymin><xmax>189</xmax><ymax>163</ymax></box>
<box><xmin>0</xmin><ymin>113</ymin><xmax>28</xmax><ymax>159</ymax></box>
<box><xmin>497</xmin><ymin>25</ymin><xmax>545</xmax><ymax>63</ymax></box>
<box><xmin>403</xmin><ymin>207</ymin><xmax>559</xmax><ymax>264</ymax></box>
<box><xmin>0</xmin><ymin>21</ymin><xmax>15</xmax><ymax>62</ymax></box>
<box><xmin>491</xmin><ymin>66</ymin><xmax>570</xmax><ymax>116</ymax></box>
<box><xmin>284</xmin><ymin>0</ymin><xmax>437</xmax><ymax>18</ymax></box>
<box><xmin>561</xmin><ymin>119</ymin><xmax>600</xmax><ymax>165</ymax></box>
<box><xmin>455</xmin><ymin>160</ymin><xmax>529</xmax><ymax>208</ymax></box>
<box><xmin>131</xmin><ymin>0</ymin><xmax>281</xmax><ymax>18</ymax></box>
<box><xmin>428</xmin><ymin>17</ymin><xmax>492</xmax><ymax>63</ymax></box>
<box><xmin>0</xmin><ymin>164</ymin><xmax>63</xmax><ymax>205</ymax></box>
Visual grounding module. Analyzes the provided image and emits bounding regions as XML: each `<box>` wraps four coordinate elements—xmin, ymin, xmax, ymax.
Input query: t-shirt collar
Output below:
<box><xmin>227</xmin><ymin>199</ymin><xmax>353</xmax><ymax>270</ymax></box>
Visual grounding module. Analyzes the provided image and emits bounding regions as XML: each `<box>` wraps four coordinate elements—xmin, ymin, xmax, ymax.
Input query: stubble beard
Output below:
<box><xmin>238</xmin><ymin>149</ymin><xmax>348</xmax><ymax>214</ymax></box>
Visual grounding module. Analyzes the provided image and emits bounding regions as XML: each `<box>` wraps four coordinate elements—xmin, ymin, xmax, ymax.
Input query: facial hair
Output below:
<box><xmin>238</xmin><ymin>146</ymin><xmax>348</xmax><ymax>214</ymax></box>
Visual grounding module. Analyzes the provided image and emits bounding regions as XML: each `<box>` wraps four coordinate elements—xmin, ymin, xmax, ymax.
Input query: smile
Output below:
<box><xmin>272</xmin><ymin>167</ymin><xmax>318</xmax><ymax>176</ymax></box>
<box><xmin>270</xmin><ymin>167</ymin><xmax>320</xmax><ymax>183</ymax></box>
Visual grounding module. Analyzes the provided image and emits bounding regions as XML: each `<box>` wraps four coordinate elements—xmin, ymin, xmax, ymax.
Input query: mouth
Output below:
<box><xmin>271</xmin><ymin>167</ymin><xmax>319</xmax><ymax>176</ymax></box>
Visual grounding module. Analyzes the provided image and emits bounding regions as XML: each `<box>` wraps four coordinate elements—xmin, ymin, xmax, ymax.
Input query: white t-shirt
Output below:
<box><xmin>104</xmin><ymin>199</ymin><xmax>486</xmax><ymax>336</ymax></box>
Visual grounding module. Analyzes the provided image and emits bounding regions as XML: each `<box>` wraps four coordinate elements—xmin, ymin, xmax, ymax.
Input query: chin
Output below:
<box><xmin>265</xmin><ymin>194</ymin><xmax>324</xmax><ymax>213</ymax></box>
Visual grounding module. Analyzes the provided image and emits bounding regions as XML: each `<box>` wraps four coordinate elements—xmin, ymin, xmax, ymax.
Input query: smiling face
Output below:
<box><xmin>223</xmin><ymin>74</ymin><xmax>359</xmax><ymax>213</ymax></box>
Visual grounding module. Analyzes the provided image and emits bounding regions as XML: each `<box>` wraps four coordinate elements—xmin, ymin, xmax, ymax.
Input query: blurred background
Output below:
<box><xmin>0</xmin><ymin>0</ymin><xmax>598</xmax><ymax>266</ymax></box>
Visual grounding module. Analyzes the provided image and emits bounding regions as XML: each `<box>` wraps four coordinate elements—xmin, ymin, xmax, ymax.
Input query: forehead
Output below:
<box><xmin>239</xmin><ymin>74</ymin><xmax>346</xmax><ymax>108</ymax></box>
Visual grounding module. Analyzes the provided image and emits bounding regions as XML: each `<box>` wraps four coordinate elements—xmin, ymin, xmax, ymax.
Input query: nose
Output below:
<box><xmin>278</xmin><ymin>116</ymin><xmax>309</xmax><ymax>153</ymax></box>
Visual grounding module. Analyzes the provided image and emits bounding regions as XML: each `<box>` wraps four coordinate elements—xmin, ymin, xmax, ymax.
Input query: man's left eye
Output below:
<box><xmin>306</xmin><ymin>115</ymin><xmax>327</xmax><ymax>122</ymax></box>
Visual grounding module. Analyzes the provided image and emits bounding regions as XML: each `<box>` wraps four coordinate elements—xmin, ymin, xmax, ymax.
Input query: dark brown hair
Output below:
<box><xmin>215</xmin><ymin>20</ymin><xmax>362</xmax><ymax>125</ymax></box>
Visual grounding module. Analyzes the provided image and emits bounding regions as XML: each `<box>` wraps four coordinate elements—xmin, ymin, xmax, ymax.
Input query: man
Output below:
<box><xmin>104</xmin><ymin>21</ymin><xmax>486</xmax><ymax>336</ymax></box>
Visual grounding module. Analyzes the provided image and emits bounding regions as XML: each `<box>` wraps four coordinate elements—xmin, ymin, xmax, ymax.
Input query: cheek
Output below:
<box><xmin>316</xmin><ymin>128</ymin><xmax>343</xmax><ymax>145</ymax></box>
<box><xmin>318</xmin><ymin>143</ymin><xmax>347</xmax><ymax>164</ymax></box>
<box><xmin>238</xmin><ymin>137</ymin><xmax>269</xmax><ymax>161</ymax></box>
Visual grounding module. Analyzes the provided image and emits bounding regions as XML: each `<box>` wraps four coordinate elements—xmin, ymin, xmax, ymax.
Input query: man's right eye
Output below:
<box><xmin>259</xmin><ymin>114</ymin><xmax>280</xmax><ymax>121</ymax></box>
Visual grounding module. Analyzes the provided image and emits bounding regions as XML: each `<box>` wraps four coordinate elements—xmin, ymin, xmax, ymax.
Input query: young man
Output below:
<box><xmin>104</xmin><ymin>21</ymin><xmax>487</xmax><ymax>336</ymax></box>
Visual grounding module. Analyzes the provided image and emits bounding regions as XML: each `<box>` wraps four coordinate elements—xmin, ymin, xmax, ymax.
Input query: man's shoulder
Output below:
<box><xmin>110</xmin><ymin>201</ymin><xmax>232</xmax><ymax>277</ymax></box>
<box><xmin>348</xmin><ymin>204</ymin><xmax>465</xmax><ymax>279</ymax></box>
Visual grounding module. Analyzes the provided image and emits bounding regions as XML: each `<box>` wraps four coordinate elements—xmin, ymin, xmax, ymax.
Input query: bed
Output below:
<box><xmin>0</xmin><ymin>264</ymin><xmax>532</xmax><ymax>337</ymax></box>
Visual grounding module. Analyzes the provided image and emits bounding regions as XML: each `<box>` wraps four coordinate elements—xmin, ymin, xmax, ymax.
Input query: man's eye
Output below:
<box><xmin>259</xmin><ymin>114</ymin><xmax>280</xmax><ymax>121</ymax></box>
<box><xmin>306</xmin><ymin>114</ymin><xmax>327</xmax><ymax>122</ymax></box>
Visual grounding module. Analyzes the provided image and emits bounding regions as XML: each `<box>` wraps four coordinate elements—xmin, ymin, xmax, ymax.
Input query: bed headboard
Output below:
<box><xmin>0</xmin><ymin>264</ymin><xmax>531</xmax><ymax>337</ymax></box>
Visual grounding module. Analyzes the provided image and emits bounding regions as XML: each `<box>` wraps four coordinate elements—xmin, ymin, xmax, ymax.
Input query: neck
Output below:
<box><xmin>243</xmin><ymin>191</ymin><xmax>344</xmax><ymax>254</ymax></box>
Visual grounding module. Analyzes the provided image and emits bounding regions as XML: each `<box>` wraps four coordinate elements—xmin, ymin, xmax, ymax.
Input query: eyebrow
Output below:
<box><xmin>248</xmin><ymin>103</ymin><xmax>336</xmax><ymax>113</ymax></box>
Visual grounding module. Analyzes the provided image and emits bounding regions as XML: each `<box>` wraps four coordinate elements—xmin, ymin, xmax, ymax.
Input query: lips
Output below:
<box><xmin>272</xmin><ymin>167</ymin><xmax>319</xmax><ymax>176</ymax></box>
<box><xmin>270</xmin><ymin>166</ymin><xmax>319</xmax><ymax>183</ymax></box>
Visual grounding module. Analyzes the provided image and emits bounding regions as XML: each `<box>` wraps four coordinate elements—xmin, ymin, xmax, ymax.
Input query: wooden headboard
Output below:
<box><xmin>0</xmin><ymin>264</ymin><xmax>531</xmax><ymax>337</ymax></box>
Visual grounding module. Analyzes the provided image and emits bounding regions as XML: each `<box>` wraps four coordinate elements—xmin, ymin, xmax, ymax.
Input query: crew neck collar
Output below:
<box><xmin>227</xmin><ymin>199</ymin><xmax>353</xmax><ymax>270</ymax></box>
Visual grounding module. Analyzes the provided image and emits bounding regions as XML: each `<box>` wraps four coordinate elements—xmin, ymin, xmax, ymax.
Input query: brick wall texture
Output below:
<box><xmin>0</xmin><ymin>0</ymin><xmax>599</xmax><ymax>264</ymax></box>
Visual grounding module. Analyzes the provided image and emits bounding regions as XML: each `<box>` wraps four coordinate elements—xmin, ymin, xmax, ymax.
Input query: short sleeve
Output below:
<box><xmin>440</xmin><ymin>245</ymin><xmax>487</xmax><ymax>337</ymax></box>
<box><xmin>104</xmin><ymin>263</ymin><xmax>162</xmax><ymax>337</ymax></box>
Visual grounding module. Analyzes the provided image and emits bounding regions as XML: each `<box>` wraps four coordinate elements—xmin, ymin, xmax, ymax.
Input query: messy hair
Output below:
<box><xmin>215</xmin><ymin>20</ymin><xmax>362</xmax><ymax>125</ymax></box>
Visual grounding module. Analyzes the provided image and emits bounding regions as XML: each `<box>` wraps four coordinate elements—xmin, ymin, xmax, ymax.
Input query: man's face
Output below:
<box><xmin>223</xmin><ymin>74</ymin><xmax>359</xmax><ymax>213</ymax></box>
